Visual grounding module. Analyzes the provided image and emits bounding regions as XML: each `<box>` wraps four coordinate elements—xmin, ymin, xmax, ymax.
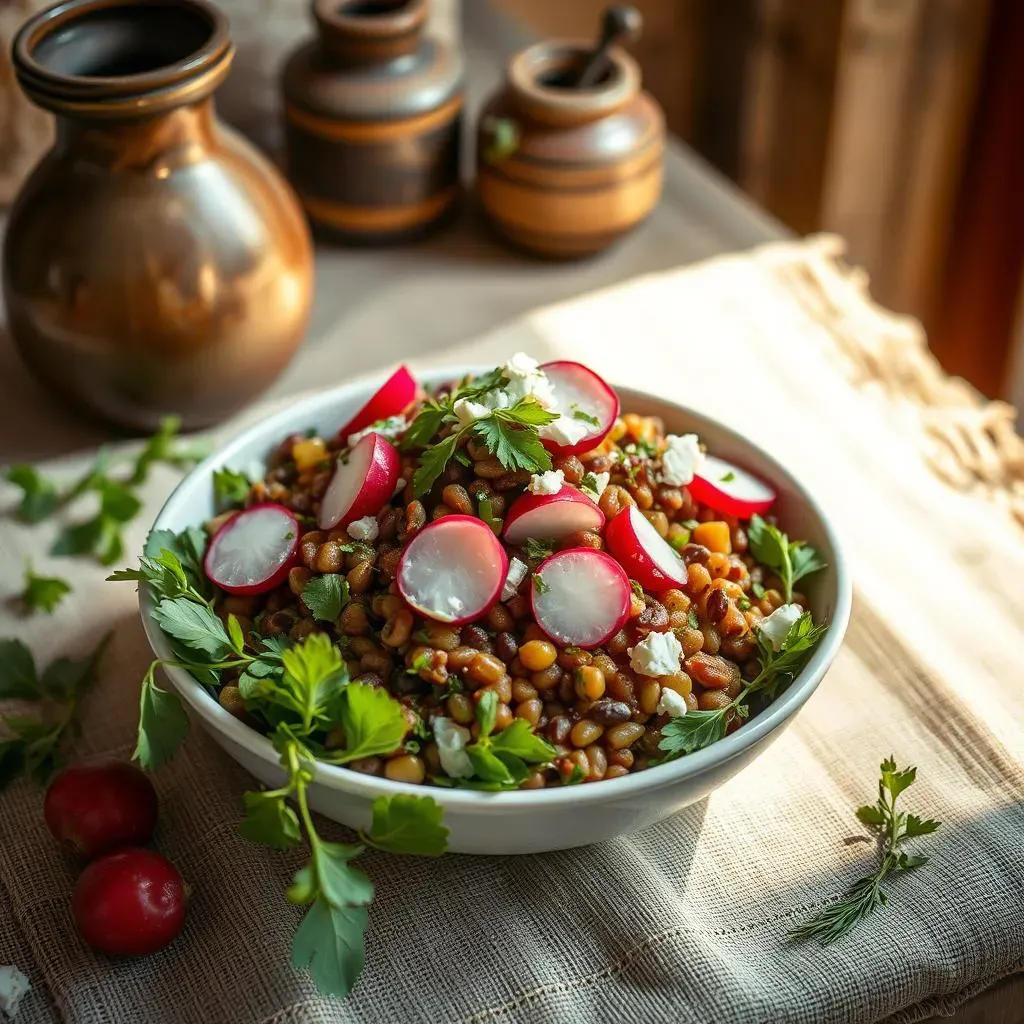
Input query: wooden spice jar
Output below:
<box><xmin>282</xmin><ymin>0</ymin><xmax>464</xmax><ymax>244</ymax></box>
<box><xmin>476</xmin><ymin>39</ymin><xmax>664</xmax><ymax>259</ymax></box>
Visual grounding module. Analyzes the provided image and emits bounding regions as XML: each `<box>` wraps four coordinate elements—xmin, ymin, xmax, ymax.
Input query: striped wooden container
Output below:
<box><xmin>281</xmin><ymin>0</ymin><xmax>463</xmax><ymax>244</ymax></box>
<box><xmin>476</xmin><ymin>40</ymin><xmax>664</xmax><ymax>259</ymax></box>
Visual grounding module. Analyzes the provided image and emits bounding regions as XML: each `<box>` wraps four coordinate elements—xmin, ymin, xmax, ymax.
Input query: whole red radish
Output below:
<box><xmin>73</xmin><ymin>848</ymin><xmax>188</xmax><ymax>957</ymax></box>
<box><xmin>45</xmin><ymin>759</ymin><xmax>158</xmax><ymax>860</ymax></box>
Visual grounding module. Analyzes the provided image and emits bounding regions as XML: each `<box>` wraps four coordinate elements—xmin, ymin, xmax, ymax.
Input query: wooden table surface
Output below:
<box><xmin>0</xmin><ymin>1</ymin><xmax>1017</xmax><ymax>1019</ymax></box>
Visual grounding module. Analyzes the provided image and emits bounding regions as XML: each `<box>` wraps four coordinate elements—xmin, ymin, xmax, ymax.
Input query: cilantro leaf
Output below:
<box><xmin>326</xmin><ymin>684</ymin><xmax>407</xmax><ymax>765</ymax></box>
<box><xmin>19</xmin><ymin>565</ymin><xmax>71</xmax><ymax>615</ymax></box>
<box><xmin>488</xmin><ymin>719</ymin><xmax>556</xmax><ymax>763</ymax></box>
<box><xmin>240</xmin><ymin>789</ymin><xmax>302</xmax><ymax>849</ymax></box>
<box><xmin>5</xmin><ymin>465</ymin><xmax>59</xmax><ymax>522</ymax></box>
<box><xmin>302</xmin><ymin>574</ymin><xmax>350</xmax><ymax>622</ymax></box>
<box><xmin>134</xmin><ymin>666</ymin><xmax>190</xmax><ymax>770</ymax></box>
<box><xmin>361</xmin><ymin>794</ymin><xmax>449</xmax><ymax>856</ymax></box>
<box><xmin>401</xmin><ymin>406</ymin><xmax>447</xmax><ymax>452</ymax></box>
<box><xmin>213</xmin><ymin>467</ymin><xmax>252</xmax><ymax>508</ymax></box>
<box><xmin>153</xmin><ymin>598</ymin><xmax>233</xmax><ymax>660</ymax></box>
<box><xmin>290</xmin><ymin>897</ymin><xmax>369</xmax><ymax>999</ymax></box>
<box><xmin>276</xmin><ymin>636</ymin><xmax>349</xmax><ymax>731</ymax></box>
<box><xmin>412</xmin><ymin>433</ymin><xmax>458</xmax><ymax>497</ymax></box>
<box><xmin>0</xmin><ymin>639</ymin><xmax>40</xmax><ymax>700</ymax></box>
<box><xmin>747</xmin><ymin>515</ymin><xmax>826</xmax><ymax>602</ymax></box>
<box><xmin>466</xmin><ymin>746</ymin><xmax>516</xmax><ymax>784</ymax></box>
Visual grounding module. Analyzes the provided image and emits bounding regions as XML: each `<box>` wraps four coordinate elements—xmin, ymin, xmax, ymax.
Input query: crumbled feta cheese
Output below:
<box><xmin>433</xmin><ymin>717</ymin><xmax>474</xmax><ymax>779</ymax></box>
<box><xmin>346</xmin><ymin>516</ymin><xmax>379</xmax><ymax>542</ymax></box>
<box><xmin>504</xmin><ymin>352</ymin><xmax>541</xmax><ymax>379</ymax></box>
<box><xmin>659</xmin><ymin>433</ymin><xmax>704</xmax><ymax>486</ymax></box>
<box><xmin>393</xmin><ymin>478</ymin><xmax>407</xmax><ymax>495</ymax></box>
<box><xmin>445</xmin><ymin>595</ymin><xmax>465</xmax><ymax>616</ymax></box>
<box><xmin>628</xmin><ymin>630</ymin><xmax>684</xmax><ymax>677</ymax></box>
<box><xmin>540</xmin><ymin>414</ymin><xmax>591</xmax><ymax>448</ymax></box>
<box><xmin>0</xmin><ymin>966</ymin><xmax>30</xmax><ymax>1021</ymax></box>
<box><xmin>580</xmin><ymin>471</ymin><xmax>610</xmax><ymax>501</ymax></box>
<box><xmin>757</xmin><ymin>603</ymin><xmax>803</xmax><ymax>651</ymax></box>
<box><xmin>656</xmin><ymin>687</ymin><xmax>689</xmax><ymax>718</ymax></box>
<box><xmin>501</xmin><ymin>557</ymin><xmax>529</xmax><ymax>601</ymax></box>
<box><xmin>453</xmin><ymin>398</ymin><xmax>492</xmax><ymax>426</ymax></box>
<box><xmin>347</xmin><ymin>415</ymin><xmax>407</xmax><ymax>449</ymax></box>
<box><xmin>528</xmin><ymin>469</ymin><xmax>564</xmax><ymax>495</ymax></box>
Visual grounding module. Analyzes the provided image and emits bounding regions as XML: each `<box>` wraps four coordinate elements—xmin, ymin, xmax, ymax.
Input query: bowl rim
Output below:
<box><xmin>142</xmin><ymin>365</ymin><xmax>852</xmax><ymax>812</ymax></box>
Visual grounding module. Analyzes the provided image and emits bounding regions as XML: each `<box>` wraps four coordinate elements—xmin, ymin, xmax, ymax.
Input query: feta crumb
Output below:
<box><xmin>540</xmin><ymin>414</ymin><xmax>591</xmax><ymax>448</ymax></box>
<box><xmin>656</xmin><ymin>687</ymin><xmax>689</xmax><ymax>718</ymax></box>
<box><xmin>659</xmin><ymin>433</ymin><xmax>704</xmax><ymax>486</ymax></box>
<box><xmin>501</xmin><ymin>557</ymin><xmax>529</xmax><ymax>601</ymax></box>
<box><xmin>346</xmin><ymin>516</ymin><xmax>379</xmax><ymax>542</ymax></box>
<box><xmin>445</xmin><ymin>595</ymin><xmax>465</xmax><ymax>616</ymax></box>
<box><xmin>580</xmin><ymin>471</ymin><xmax>610</xmax><ymax>501</ymax></box>
<box><xmin>757</xmin><ymin>603</ymin><xmax>803</xmax><ymax>651</ymax></box>
<box><xmin>453</xmin><ymin>398</ymin><xmax>492</xmax><ymax>426</ymax></box>
<box><xmin>347</xmin><ymin>415</ymin><xmax>407</xmax><ymax>449</ymax></box>
<box><xmin>528</xmin><ymin>469</ymin><xmax>564</xmax><ymax>495</ymax></box>
<box><xmin>628</xmin><ymin>630</ymin><xmax>684</xmax><ymax>678</ymax></box>
<box><xmin>393</xmin><ymin>478</ymin><xmax>407</xmax><ymax>495</ymax></box>
<box><xmin>433</xmin><ymin>717</ymin><xmax>474</xmax><ymax>779</ymax></box>
<box><xmin>0</xmin><ymin>966</ymin><xmax>30</xmax><ymax>1021</ymax></box>
<box><xmin>503</xmin><ymin>352</ymin><xmax>541</xmax><ymax>379</ymax></box>
<box><xmin>503</xmin><ymin>360</ymin><xmax>556</xmax><ymax>409</ymax></box>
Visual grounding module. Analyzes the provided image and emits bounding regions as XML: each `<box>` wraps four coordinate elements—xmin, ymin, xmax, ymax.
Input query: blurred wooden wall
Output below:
<box><xmin>494</xmin><ymin>0</ymin><xmax>1024</xmax><ymax>404</ymax></box>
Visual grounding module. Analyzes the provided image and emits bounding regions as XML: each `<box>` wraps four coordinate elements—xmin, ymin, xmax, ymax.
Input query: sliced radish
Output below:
<box><xmin>397</xmin><ymin>515</ymin><xmax>508</xmax><ymax>625</ymax></box>
<box><xmin>318</xmin><ymin>432</ymin><xmax>400</xmax><ymax>531</ymax></box>
<box><xmin>538</xmin><ymin>361</ymin><xmax>619</xmax><ymax>456</ymax></box>
<box><xmin>503</xmin><ymin>486</ymin><xmax>605</xmax><ymax>546</ymax></box>
<box><xmin>689</xmin><ymin>455</ymin><xmax>776</xmax><ymax>518</ymax></box>
<box><xmin>204</xmin><ymin>502</ymin><xmax>300</xmax><ymax>596</ymax></box>
<box><xmin>605</xmin><ymin>505</ymin><xmax>687</xmax><ymax>590</ymax></box>
<box><xmin>337</xmin><ymin>365</ymin><xmax>417</xmax><ymax>441</ymax></box>
<box><xmin>531</xmin><ymin>549</ymin><xmax>631</xmax><ymax>649</ymax></box>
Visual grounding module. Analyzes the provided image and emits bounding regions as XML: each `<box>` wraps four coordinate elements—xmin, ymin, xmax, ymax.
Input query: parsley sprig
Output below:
<box><xmin>747</xmin><ymin>515</ymin><xmax>826</xmax><ymax>603</ymax></box>
<box><xmin>4</xmin><ymin>416</ymin><xmax>211</xmax><ymax>576</ymax></box>
<box><xmin>789</xmin><ymin>757</ymin><xmax>941</xmax><ymax>944</ymax></box>
<box><xmin>0</xmin><ymin>633</ymin><xmax>110</xmax><ymax>790</ymax></box>
<box><xmin>17</xmin><ymin>562</ymin><xmax>72</xmax><ymax>615</ymax></box>
<box><xmin>402</xmin><ymin>370</ymin><xmax>558</xmax><ymax>496</ymax></box>
<box><xmin>658</xmin><ymin>612</ymin><xmax>827</xmax><ymax>759</ymax></box>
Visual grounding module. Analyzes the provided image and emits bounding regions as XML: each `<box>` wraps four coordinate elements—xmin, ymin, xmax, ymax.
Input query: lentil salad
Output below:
<box><xmin>155</xmin><ymin>354</ymin><xmax>829</xmax><ymax>791</ymax></box>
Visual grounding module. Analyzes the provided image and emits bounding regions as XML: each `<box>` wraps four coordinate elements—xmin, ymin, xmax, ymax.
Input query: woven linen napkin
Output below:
<box><xmin>1</xmin><ymin>236</ymin><xmax>1022</xmax><ymax>1024</ymax></box>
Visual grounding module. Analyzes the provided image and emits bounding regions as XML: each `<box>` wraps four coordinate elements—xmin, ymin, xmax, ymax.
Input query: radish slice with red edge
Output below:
<box><xmin>538</xmin><ymin>361</ymin><xmax>619</xmax><ymax>456</ymax></box>
<box><xmin>204</xmin><ymin>502</ymin><xmax>300</xmax><ymax>596</ymax></box>
<box><xmin>605</xmin><ymin>505</ymin><xmax>687</xmax><ymax>590</ymax></box>
<box><xmin>397</xmin><ymin>515</ymin><xmax>508</xmax><ymax>625</ymax></box>
<box><xmin>503</xmin><ymin>485</ymin><xmax>605</xmax><ymax>546</ymax></box>
<box><xmin>337</xmin><ymin>365</ymin><xmax>417</xmax><ymax>441</ymax></box>
<box><xmin>318</xmin><ymin>432</ymin><xmax>400</xmax><ymax>530</ymax></box>
<box><xmin>688</xmin><ymin>455</ymin><xmax>776</xmax><ymax>518</ymax></box>
<box><xmin>531</xmin><ymin>549</ymin><xmax>631</xmax><ymax>648</ymax></box>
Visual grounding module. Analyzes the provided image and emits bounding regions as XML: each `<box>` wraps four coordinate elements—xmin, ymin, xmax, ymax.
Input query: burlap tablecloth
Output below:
<box><xmin>1</xmin><ymin>237</ymin><xmax>1022</xmax><ymax>1024</ymax></box>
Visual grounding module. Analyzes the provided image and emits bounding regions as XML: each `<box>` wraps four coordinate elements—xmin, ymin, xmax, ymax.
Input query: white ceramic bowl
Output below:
<box><xmin>143</xmin><ymin>367</ymin><xmax>852</xmax><ymax>855</ymax></box>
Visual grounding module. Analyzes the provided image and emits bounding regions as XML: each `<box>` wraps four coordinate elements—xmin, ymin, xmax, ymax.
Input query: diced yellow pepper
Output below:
<box><xmin>292</xmin><ymin>437</ymin><xmax>327</xmax><ymax>472</ymax></box>
<box><xmin>692</xmin><ymin>520</ymin><xmax>732</xmax><ymax>554</ymax></box>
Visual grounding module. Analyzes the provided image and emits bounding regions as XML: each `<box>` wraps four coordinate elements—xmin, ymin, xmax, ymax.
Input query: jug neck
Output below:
<box><xmin>12</xmin><ymin>0</ymin><xmax>233</xmax><ymax>122</ymax></box>
<box><xmin>313</xmin><ymin>0</ymin><xmax>428</xmax><ymax>66</ymax></box>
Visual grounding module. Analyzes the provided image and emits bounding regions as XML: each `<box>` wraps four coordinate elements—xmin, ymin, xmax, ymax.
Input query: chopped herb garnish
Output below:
<box><xmin>720</xmin><ymin>471</ymin><xmax>736</xmax><ymax>482</ymax></box>
<box><xmin>752</xmin><ymin>582</ymin><xmax>766</xmax><ymax>600</ymax></box>
<box><xmin>532</xmin><ymin>573</ymin><xmax>550</xmax><ymax>595</ymax></box>
<box><xmin>571</xmin><ymin>407</ymin><xmax>600</xmax><ymax>427</ymax></box>
<box><xmin>213</xmin><ymin>466</ymin><xmax>252</xmax><ymax>508</ymax></box>
<box><xmin>687</xmin><ymin>608</ymin><xmax>700</xmax><ymax>629</ymax></box>
<box><xmin>408</xmin><ymin>650</ymin><xmax>433</xmax><ymax>675</ymax></box>
<box><xmin>630</xmin><ymin>579</ymin><xmax>644</xmax><ymax>602</ymax></box>
<box><xmin>789</xmin><ymin>757</ymin><xmax>940</xmax><ymax>944</ymax></box>
<box><xmin>523</xmin><ymin>537</ymin><xmax>555</xmax><ymax>564</ymax></box>
<box><xmin>738</xmin><ymin>595</ymin><xmax>751</xmax><ymax>611</ymax></box>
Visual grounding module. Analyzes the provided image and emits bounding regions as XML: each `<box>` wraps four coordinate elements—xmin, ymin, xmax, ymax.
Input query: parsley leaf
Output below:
<box><xmin>630</xmin><ymin>579</ymin><xmax>644</xmax><ymax>602</ymax></box>
<box><xmin>571</xmin><ymin>406</ymin><xmax>601</xmax><ymax>427</ymax></box>
<box><xmin>135</xmin><ymin>663</ymin><xmax>190</xmax><ymax>770</ymax></box>
<box><xmin>473</xmin><ymin>407</ymin><xmax>553</xmax><ymax>473</ymax></box>
<box><xmin>747</xmin><ymin>515</ymin><xmax>827</xmax><ymax>602</ymax></box>
<box><xmin>129</xmin><ymin>415</ymin><xmax>212</xmax><ymax>485</ymax></box>
<box><xmin>5</xmin><ymin>465</ymin><xmax>59</xmax><ymax>522</ymax></box>
<box><xmin>532</xmin><ymin>573</ymin><xmax>550</xmax><ymax>594</ymax></box>
<box><xmin>290</xmin><ymin>894</ymin><xmax>369</xmax><ymax>999</ymax></box>
<box><xmin>19</xmin><ymin>564</ymin><xmax>71</xmax><ymax>615</ymax></box>
<box><xmin>324</xmin><ymin>684</ymin><xmax>408</xmax><ymax>765</ymax></box>
<box><xmin>720</xmin><ymin>471</ymin><xmax>736</xmax><ymax>482</ymax></box>
<box><xmin>240</xmin><ymin>788</ymin><xmax>302</xmax><ymax>849</ymax></box>
<box><xmin>0</xmin><ymin>639</ymin><xmax>41</xmax><ymax>700</ymax></box>
<box><xmin>477</xmin><ymin>496</ymin><xmax>503</xmax><ymax>535</ymax></box>
<box><xmin>153</xmin><ymin>599</ymin><xmax>233</xmax><ymax>661</ymax></box>
<box><xmin>361</xmin><ymin>794</ymin><xmax>449</xmax><ymax>856</ymax></box>
<box><xmin>752</xmin><ymin>581</ymin><xmax>766</xmax><ymax>600</ymax></box>
<box><xmin>659</xmin><ymin>612</ymin><xmax>826</xmax><ymax>761</ymax></box>
<box><xmin>412</xmin><ymin>433</ymin><xmax>459</xmax><ymax>497</ymax></box>
<box><xmin>301</xmin><ymin>575</ymin><xmax>350</xmax><ymax>622</ymax></box>
<box><xmin>790</xmin><ymin>756</ymin><xmax>941</xmax><ymax>944</ymax></box>
<box><xmin>213</xmin><ymin>467</ymin><xmax>252</xmax><ymax>508</ymax></box>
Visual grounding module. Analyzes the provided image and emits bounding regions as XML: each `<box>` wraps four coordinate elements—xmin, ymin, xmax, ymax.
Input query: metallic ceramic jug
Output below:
<box><xmin>4</xmin><ymin>0</ymin><xmax>314</xmax><ymax>430</ymax></box>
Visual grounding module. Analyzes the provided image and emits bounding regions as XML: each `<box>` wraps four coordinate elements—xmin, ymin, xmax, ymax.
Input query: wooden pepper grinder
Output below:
<box><xmin>476</xmin><ymin>4</ymin><xmax>664</xmax><ymax>259</ymax></box>
<box><xmin>281</xmin><ymin>0</ymin><xmax>464</xmax><ymax>244</ymax></box>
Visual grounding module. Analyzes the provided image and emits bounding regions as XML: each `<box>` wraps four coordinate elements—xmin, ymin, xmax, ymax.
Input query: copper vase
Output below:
<box><xmin>4</xmin><ymin>0</ymin><xmax>315</xmax><ymax>431</ymax></box>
